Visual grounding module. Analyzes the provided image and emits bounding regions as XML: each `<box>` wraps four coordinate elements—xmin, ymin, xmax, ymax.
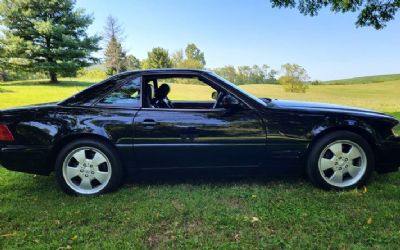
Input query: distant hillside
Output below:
<box><xmin>323</xmin><ymin>74</ymin><xmax>400</xmax><ymax>85</ymax></box>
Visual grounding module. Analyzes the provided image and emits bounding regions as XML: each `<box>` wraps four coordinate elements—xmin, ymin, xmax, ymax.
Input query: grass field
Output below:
<box><xmin>1</xmin><ymin>77</ymin><xmax>400</xmax><ymax>112</ymax></box>
<box><xmin>1</xmin><ymin>78</ymin><xmax>399</xmax><ymax>249</ymax></box>
<box><xmin>322</xmin><ymin>73</ymin><xmax>400</xmax><ymax>85</ymax></box>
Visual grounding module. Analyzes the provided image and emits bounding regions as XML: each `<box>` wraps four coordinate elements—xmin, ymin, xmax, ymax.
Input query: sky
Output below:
<box><xmin>76</xmin><ymin>0</ymin><xmax>400</xmax><ymax>80</ymax></box>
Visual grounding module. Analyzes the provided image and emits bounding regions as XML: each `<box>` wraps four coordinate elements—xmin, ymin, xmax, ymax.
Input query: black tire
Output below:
<box><xmin>54</xmin><ymin>139</ymin><xmax>124</xmax><ymax>195</ymax></box>
<box><xmin>306</xmin><ymin>131</ymin><xmax>374</xmax><ymax>190</ymax></box>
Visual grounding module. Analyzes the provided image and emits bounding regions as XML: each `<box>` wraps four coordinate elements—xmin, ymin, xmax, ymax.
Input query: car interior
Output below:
<box><xmin>142</xmin><ymin>75</ymin><xmax>228</xmax><ymax>110</ymax></box>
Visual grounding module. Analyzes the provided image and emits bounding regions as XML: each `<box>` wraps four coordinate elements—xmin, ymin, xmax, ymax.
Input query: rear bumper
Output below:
<box><xmin>376</xmin><ymin>139</ymin><xmax>400</xmax><ymax>174</ymax></box>
<box><xmin>0</xmin><ymin>145</ymin><xmax>52</xmax><ymax>175</ymax></box>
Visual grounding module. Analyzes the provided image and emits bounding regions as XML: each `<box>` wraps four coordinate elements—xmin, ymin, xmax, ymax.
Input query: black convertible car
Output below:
<box><xmin>0</xmin><ymin>69</ymin><xmax>399</xmax><ymax>195</ymax></box>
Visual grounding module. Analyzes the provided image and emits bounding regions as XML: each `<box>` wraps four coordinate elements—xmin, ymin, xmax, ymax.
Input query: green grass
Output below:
<box><xmin>0</xmin><ymin>78</ymin><xmax>399</xmax><ymax>249</ymax></box>
<box><xmin>0</xmin><ymin>170</ymin><xmax>399</xmax><ymax>249</ymax></box>
<box><xmin>241</xmin><ymin>80</ymin><xmax>400</xmax><ymax>113</ymax></box>
<box><xmin>0</xmin><ymin>79</ymin><xmax>96</xmax><ymax>108</ymax></box>
<box><xmin>323</xmin><ymin>73</ymin><xmax>400</xmax><ymax>85</ymax></box>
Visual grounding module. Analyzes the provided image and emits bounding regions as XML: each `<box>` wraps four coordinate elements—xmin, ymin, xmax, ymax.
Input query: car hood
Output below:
<box><xmin>263</xmin><ymin>98</ymin><xmax>392</xmax><ymax>118</ymax></box>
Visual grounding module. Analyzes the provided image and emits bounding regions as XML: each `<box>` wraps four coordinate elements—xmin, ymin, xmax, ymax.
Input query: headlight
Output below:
<box><xmin>392</xmin><ymin>123</ymin><xmax>400</xmax><ymax>137</ymax></box>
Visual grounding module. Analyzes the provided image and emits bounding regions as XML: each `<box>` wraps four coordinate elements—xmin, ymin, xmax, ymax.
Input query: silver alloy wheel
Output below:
<box><xmin>62</xmin><ymin>147</ymin><xmax>112</xmax><ymax>194</ymax></box>
<box><xmin>318</xmin><ymin>140</ymin><xmax>367</xmax><ymax>188</ymax></box>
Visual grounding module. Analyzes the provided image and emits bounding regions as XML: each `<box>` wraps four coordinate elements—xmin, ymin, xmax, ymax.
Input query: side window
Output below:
<box><xmin>98</xmin><ymin>77</ymin><xmax>141</xmax><ymax>107</ymax></box>
<box><xmin>158</xmin><ymin>77</ymin><xmax>216</xmax><ymax>101</ymax></box>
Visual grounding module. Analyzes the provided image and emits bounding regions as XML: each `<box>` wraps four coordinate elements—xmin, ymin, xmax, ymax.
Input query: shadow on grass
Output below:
<box><xmin>128</xmin><ymin>169</ymin><xmax>305</xmax><ymax>187</ymax></box>
<box><xmin>0</xmin><ymin>88</ymin><xmax>14</xmax><ymax>93</ymax></box>
<box><xmin>2</xmin><ymin>166</ymin><xmax>396</xmax><ymax>197</ymax></box>
<box><xmin>0</xmin><ymin>167</ymin><xmax>305</xmax><ymax>196</ymax></box>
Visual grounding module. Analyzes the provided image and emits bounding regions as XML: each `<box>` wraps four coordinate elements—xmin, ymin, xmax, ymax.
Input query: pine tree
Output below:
<box><xmin>104</xmin><ymin>36</ymin><xmax>126</xmax><ymax>75</ymax></box>
<box><xmin>0</xmin><ymin>0</ymin><xmax>100</xmax><ymax>83</ymax></box>
<box><xmin>103</xmin><ymin>16</ymin><xmax>127</xmax><ymax>75</ymax></box>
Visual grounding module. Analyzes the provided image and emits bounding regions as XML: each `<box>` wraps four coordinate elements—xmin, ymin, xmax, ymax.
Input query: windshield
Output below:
<box><xmin>209</xmin><ymin>72</ymin><xmax>268</xmax><ymax>107</ymax></box>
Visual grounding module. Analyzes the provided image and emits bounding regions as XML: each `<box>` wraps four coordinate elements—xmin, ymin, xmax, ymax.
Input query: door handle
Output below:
<box><xmin>142</xmin><ymin>119</ymin><xmax>157</xmax><ymax>128</ymax></box>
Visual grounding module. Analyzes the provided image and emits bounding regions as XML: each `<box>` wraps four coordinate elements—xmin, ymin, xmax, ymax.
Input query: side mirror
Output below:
<box><xmin>221</xmin><ymin>94</ymin><xmax>241</xmax><ymax>110</ymax></box>
<box><xmin>211</xmin><ymin>91</ymin><xmax>218</xmax><ymax>100</ymax></box>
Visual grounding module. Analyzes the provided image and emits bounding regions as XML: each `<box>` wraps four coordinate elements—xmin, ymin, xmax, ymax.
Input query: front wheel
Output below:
<box><xmin>307</xmin><ymin>131</ymin><xmax>374</xmax><ymax>190</ymax></box>
<box><xmin>55</xmin><ymin>139</ymin><xmax>123</xmax><ymax>195</ymax></box>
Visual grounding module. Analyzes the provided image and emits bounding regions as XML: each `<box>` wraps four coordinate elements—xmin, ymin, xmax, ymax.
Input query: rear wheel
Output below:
<box><xmin>307</xmin><ymin>131</ymin><xmax>374</xmax><ymax>190</ymax></box>
<box><xmin>55</xmin><ymin>139</ymin><xmax>123</xmax><ymax>195</ymax></box>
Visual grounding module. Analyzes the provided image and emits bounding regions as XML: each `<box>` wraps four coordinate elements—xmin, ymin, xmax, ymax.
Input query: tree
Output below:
<box><xmin>237</xmin><ymin>66</ymin><xmax>252</xmax><ymax>84</ymax></box>
<box><xmin>0</xmin><ymin>0</ymin><xmax>100</xmax><ymax>83</ymax></box>
<box><xmin>125</xmin><ymin>55</ymin><xmax>141</xmax><ymax>70</ymax></box>
<box><xmin>142</xmin><ymin>47</ymin><xmax>172</xmax><ymax>69</ymax></box>
<box><xmin>103</xmin><ymin>15</ymin><xmax>124</xmax><ymax>44</ymax></box>
<box><xmin>104</xmin><ymin>36</ymin><xmax>126</xmax><ymax>75</ymax></box>
<box><xmin>184</xmin><ymin>43</ymin><xmax>206</xmax><ymax>66</ymax></box>
<box><xmin>172</xmin><ymin>44</ymin><xmax>206</xmax><ymax>69</ymax></box>
<box><xmin>171</xmin><ymin>50</ymin><xmax>184</xmax><ymax>67</ymax></box>
<box><xmin>103</xmin><ymin>15</ymin><xmax>127</xmax><ymax>75</ymax></box>
<box><xmin>279</xmin><ymin>63</ymin><xmax>310</xmax><ymax>93</ymax></box>
<box><xmin>177</xmin><ymin>58</ymin><xmax>204</xmax><ymax>69</ymax></box>
<box><xmin>214</xmin><ymin>65</ymin><xmax>237</xmax><ymax>83</ymax></box>
<box><xmin>214</xmin><ymin>64</ymin><xmax>278</xmax><ymax>85</ymax></box>
<box><xmin>0</xmin><ymin>37</ymin><xmax>6</xmax><ymax>81</ymax></box>
<box><xmin>270</xmin><ymin>0</ymin><xmax>400</xmax><ymax>29</ymax></box>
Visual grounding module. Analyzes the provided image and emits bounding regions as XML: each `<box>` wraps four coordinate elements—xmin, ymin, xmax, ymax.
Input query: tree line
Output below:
<box><xmin>0</xmin><ymin>0</ymin><xmax>313</xmax><ymax>92</ymax></box>
<box><xmin>102</xmin><ymin>17</ymin><xmax>310</xmax><ymax>92</ymax></box>
<box><xmin>1</xmin><ymin>0</ymin><xmax>397</xmax><ymax>83</ymax></box>
<box><xmin>102</xmin><ymin>16</ymin><xmax>311</xmax><ymax>89</ymax></box>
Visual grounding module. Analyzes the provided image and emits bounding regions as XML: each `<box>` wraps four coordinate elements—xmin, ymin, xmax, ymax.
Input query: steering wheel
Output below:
<box><xmin>213</xmin><ymin>91</ymin><xmax>225</xmax><ymax>109</ymax></box>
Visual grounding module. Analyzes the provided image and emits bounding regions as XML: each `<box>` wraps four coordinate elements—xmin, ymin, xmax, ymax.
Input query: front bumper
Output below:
<box><xmin>0</xmin><ymin>145</ymin><xmax>52</xmax><ymax>175</ymax></box>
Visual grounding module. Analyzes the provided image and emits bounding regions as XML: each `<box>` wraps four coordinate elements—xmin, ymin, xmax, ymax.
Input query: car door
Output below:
<box><xmin>132</xmin><ymin>106</ymin><xmax>267</xmax><ymax>169</ymax></box>
<box><xmin>93</xmin><ymin>75</ymin><xmax>142</xmax><ymax>168</ymax></box>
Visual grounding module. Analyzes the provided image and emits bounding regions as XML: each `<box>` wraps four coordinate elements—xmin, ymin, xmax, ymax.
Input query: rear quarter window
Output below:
<box><xmin>98</xmin><ymin>77</ymin><xmax>141</xmax><ymax>107</ymax></box>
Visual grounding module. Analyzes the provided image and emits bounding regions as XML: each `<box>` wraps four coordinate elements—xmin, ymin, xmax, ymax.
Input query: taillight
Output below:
<box><xmin>0</xmin><ymin>124</ymin><xmax>14</xmax><ymax>142</ymax></box>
